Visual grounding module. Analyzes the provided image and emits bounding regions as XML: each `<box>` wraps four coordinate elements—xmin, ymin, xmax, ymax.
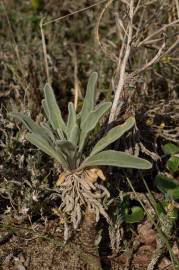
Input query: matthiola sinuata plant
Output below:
<box><xmin>10</xmin><ymin>72</ymin><xmax>152</xmax><ymax>235</ymax></box>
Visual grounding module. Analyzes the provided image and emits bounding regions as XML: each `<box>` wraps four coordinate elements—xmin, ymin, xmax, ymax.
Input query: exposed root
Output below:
<box><xmin>55</xmin><ymin>171</ymin><xmax>110</xmax><ymax>238</ymax></box>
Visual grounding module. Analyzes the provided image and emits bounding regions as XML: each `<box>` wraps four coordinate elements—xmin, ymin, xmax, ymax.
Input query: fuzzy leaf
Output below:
<box><xmin>67</xmin><ymin>102</ymin><xmax>77</xmax><ymax>140</ymax></box>
<box><xmin>42</xmin><ymin>99</ymin><xmax>50</xmax><ymax>120</ymax></box>
<box><xmin>44</xmin><ymin>83</ymin><xmax>66</xmax><ymax>133</ymax></box>
<box><xmin>90</xmin><ymin>117</ymin><xmax>135</xmax><ymax>156</ymax></box>
<box><xmin>41</xmin><ymin>123</ymin><xmax>56</xmax><ymax>143</ymax></box>
<box><xmin>9</xmin><ymin>112</ymin><xmax>52</xmax><ymax>143</ymax></box>
<box><xmin>80</xmin><ymin>150</ymin><xmax>152</xmax><ymax>170</ymax></box>
<box><xmin>56</xmin><ymin>140</ymin><xmax>76</xmax><ymax>155</ymax></box>
<box><xmin>79</xmin><ymin>102</ymin><xmax>111</xmax><ymax>152</ymax></box>
<box><xmin>56</xmin><ymin>140</ymin><xmax>77</xmax><ymax>169</ymax></box>
<box><xmin>69</xmin><ymin>124</ymin><xmax>80</xmax><ymax>146</ymax></box>
<box><xmin>27</xmin><ymin>133</ymin><xmax>68</xmax><ymax>168</ymax></box>
<box><xmin>80</xmin><ymin>72</ymin><xmax>98</xmax><ymax>125</ymax></box>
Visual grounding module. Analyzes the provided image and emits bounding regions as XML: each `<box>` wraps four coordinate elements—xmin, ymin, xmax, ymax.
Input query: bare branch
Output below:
<box><xmin>136</xmin><ymin>19</ymin><xmax>179</xmax><ymax>47</ymax></box>
<box><xmin>130</xmin><ymin>42</ymin><xmax>166</xmax><ymax>77</ymax></box>
<box><xmin>109</xmin><ymin>0</ymin><xmax>134</xmax><ymax>123</ymax></box>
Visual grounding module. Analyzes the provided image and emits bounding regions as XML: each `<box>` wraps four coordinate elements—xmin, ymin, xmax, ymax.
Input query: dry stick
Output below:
<box><xmin>108</xmin><ymin>0</ymin><xmax>134</xmax><ymax>123</ymax></box>
<box><xmin>40</xmin><ymin>19</ymin><xmax>50</xmax><ymax>84</ymax></box>
<box><xmin>115</xmin><ymin>13</ymin><xmax>126</xmax><ymax>42</ymax></box>
<box><xmin>174</xmin><ymin>0</ymin><xmax>179</xmax><ymax>18</ymax></box>
<box><xmin>39</xmin><ymin>0</ymin><xmax>108</xmax><ymax>86</ymax></box>
<box><xmin>159</xmin><ymin>39</ymin><xmax>179</xmax><ymax>57</ymax></box>
<box><xmin>95</xmin><ymin>0</ymin><xmax>116</xmax><ymax>61</ymax></box>
<box><xmin>130</xmin><ymin>42</ymin><xmax>166</xmax><ymax>77</ymax></box>
<box><xmin>43</xmin><ymin>0</ymin><xmax>107</xmax><ymax>26</ymax></box>
<box><xmin>136</xmin><ymin>19</ymin><xmax>179</xmax><ymax>47</ymax></box>
<box><xmin>134</xmin><ymin>0</ymin><xmax>143</xmax><ymax>14</ymax></box>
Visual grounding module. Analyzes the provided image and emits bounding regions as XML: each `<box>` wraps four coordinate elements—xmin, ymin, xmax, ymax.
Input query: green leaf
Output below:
<box><xmin>124</xmin><ymin>206</ymin><xmax>144</xmax><ymax>223</ymax></box>
<box><xmin>162</xmin><ymin>143</ymin><xmax>179</xmax><ymax>156</ymax></box>
<box><xmin>44</xmin><ymin>83</ymin><xmax>66</xmax><ymax>134</ymax></box>
<box><xmin>156</xmin><ymin>202</ymin><xmax>178</xmax><ymax>220</ymax></box>
<box><xmin>55</xmin><ymin>140</ymin><xmax>77</xmax><ymax>169</ymax></box>
<box><xmin>67</xmin><ymin>102</ymin><xmax>77</xmax><ymax>139</ymax></box>
<box><xmin>42</xmin><ymin>99</ymin><xmax>50</xmax><ymax>120</ymax></box>
<box><xmin>167</xmin><ymin>156</ymin><xmax>179</xmax><ymax>173</ymax></box>
<box><xmin>155</xmin><ymin>174</ymin><xmax>179</xmax><ymax>200</ymax></box>
<box><xmin>79</xmin><ymin>102</ymin><xmax>111</xmax><ymax>152</ymax></box>
<box><xmin>156</xmin><ymin>202</ymin><xmax>165</xmax><ymax>215</ymax></box>
<box><xmin>69</xmin><ymin>124</ymin><xmax>80</xmax><ymax>146</ymax></box>
<box><xmin>9</xmin><ymin>112</ymin><xmax>52</xmax><ymax>144</ymax></box>
<box><xmin>80</xmin><ymin>72</ymin><xmax>98</xmax><ymax>125</ymax></box>
<box><xmin>26</xmin><ymin>133</ymin><xmax>68</xmax><ymax>169</ymax></box>
<box><xmin>90</xmin><ymin>117</ymin><xmax>135</xmax><ymax>156</ymax></box>
<box><xmin>56</xmin><ymin>140</ymin><xmax>76</xmax><ymax>155</ymax></box>
<box><xmin>41</xmin><ymin>123</ymin><xmax>56</xmax><ymax>143</ymax></box>
<box><xmin>80</xmin><ymin>150</ymin><xmax>152</xmax><ymax>170</ymax></box>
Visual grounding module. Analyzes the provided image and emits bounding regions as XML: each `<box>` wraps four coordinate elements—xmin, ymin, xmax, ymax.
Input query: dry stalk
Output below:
<box><xmin>108</xmin><ymin>0</ymin><xmax>134</xmax><ymax>123</ymax></box>
<box><xmin>72</xmin><ymin>47</ymin><xmax>81</xmax><ymax>111</ymax></box>
<box><xmin>93</xmin><ymin>0</ymin><xmax>179</xmax><ymax>122</ymax></box>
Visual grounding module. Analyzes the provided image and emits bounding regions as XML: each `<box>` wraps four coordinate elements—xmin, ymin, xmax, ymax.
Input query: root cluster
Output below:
<box><xmin>56</xmin><ymin>171</ymin><xmax>110</xmax><ymax>237</ymax></box>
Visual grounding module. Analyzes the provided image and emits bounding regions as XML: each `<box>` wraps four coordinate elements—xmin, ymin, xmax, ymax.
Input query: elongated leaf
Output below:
<box><xmin>90</xmin><ymin>117</ymin><xmax>135</xmax><ymax>156</ymax></box>
<box><xmin>10</xmin><ymin>112</ymin><xmax>41</xmax><ymax>133</ymax></box>
<box><xmin>42</xmin><ymin>99</ymin><xmax>50</xmax><ymax>120</ymax></box>
<box><xmin>80</xmin><ymin>72</ymin><xmax>98</xmax><ymax>124</ymax></box>
<box><xmin>56</xmin><ymin>140</ymin><xmax>76</xmax><ymax>155</ymax></box>
<box><xmin>56</xmin><ymin>140</ymin><xmax>77</xmax><ymax>169</ymax></box>
<box><xmin>80</xmin><ymin>150</ymin><xmax>152</xmax><ymax>170</ymax></box>
<box><xmin>155</xmin><ymin>174</ymin><xmax>179</xmax><ymax>200</ymax></box>
<box><xmin>69</xmin><ymin>124</ymin><xmax>80</xmax><ymax>146</ymax></box>
<box><xmin>79</xmin><ymin>102</ymin><xmax>111</xmax><ymax>152</ymax></box>
<box><xmin>41</xmin><ymin>123</ymin><xmax>56</xmax><ymax>143</ymax></box>
<box><xmin>10</xmin><ymin>112</ymin><xmax>52</xmax><ymax>144</ymax></box>
<box><xmin>44</xmin><ymin>83</ymin><xmax>66</xmax><ymax>133</ymax></box>
<box><xmin>27</xmin><ymin>133</ymin><xmax>68</xmax><ymax>169</ymax></box>
<box><xmin>67</xmin><ymin>102</ymin><xmax>77</xmax><ymax>139</ymax></box>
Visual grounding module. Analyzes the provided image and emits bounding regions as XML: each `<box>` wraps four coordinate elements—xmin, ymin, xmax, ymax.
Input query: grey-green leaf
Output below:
<box><xmin>27</xmin><ymin>133</ymin><xmax>68</xmax><ymax>169</ymax></box>
<box><xmin>10</xmin><ymin>112</ymin><xmax>41</xmax><ymax>133</ymax></box>
<box><xmin>44</xmin><ymin>83</ymin><xmax>66</xmax><ymax>133</ymax></box>
<box><xmin>80</xmin><ymin>150</ymin><xmax>152</xmax><ymax>170</ymax></box>
<box><xmin>67</xmin><ymin>102</ymin><xmax>77</xmax><ymax>139</ymax></box>
<box><xmin>90</xmin><ymin>117</ymin><xmax>135</xmax><ymax>156</ymax></box>
<box><xmin>56</xmin><ymin>140</ymin><xmax>76</xmax><ymax>155</ymax></box>
<box><xmin>9</xmin><ymin>112</ymin><xmax>52</xmax><ymax>143</ymax></box>
<box><xmin>80</xmin><ymin>72</ymin><xmax>98</xmax><ymax>124</ymax></box>
<box><xmin>55</xmin><ymin>140</ymin><xmax>77</xmax><ymax>169</ymax></box>
<box><xmin>42</xmin><ymin>99</ymin><xmax>50</xmax><ymax>120</ymax></box>
<box><xmin>41</xmin><ymin>123</ymin><xmax>56</xmax><ymax>143</ymax></box>
<box><xmin>79</xmin><ymin>102</ymin><xmax>111</xmax><ymax>152</ymax></box>
<box><xmin>69</xmin><ymin>124</ymin><xmax>80</xmax><ymax>146</ymax></box>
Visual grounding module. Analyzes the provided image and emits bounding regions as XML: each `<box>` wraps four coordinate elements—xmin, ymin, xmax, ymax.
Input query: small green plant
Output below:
<box><xmin>155</xmin><ymin>142</ymin><xmax>179</xmax><ymax>200</ymax></box>
<box><xmin>109</xmin><ymin>196</ymin><xmax>145</xmax><ymax>225</ymax></box>
<box><xmin>10</xmin><ymin>72</ymin><xmax>152</xmax><ymax>235</ymax></box>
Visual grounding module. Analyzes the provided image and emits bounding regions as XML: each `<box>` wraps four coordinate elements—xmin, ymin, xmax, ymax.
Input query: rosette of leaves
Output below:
<box><xmin>10</xmin><ymin>72</ymin><xmax>152</xmax><ymax>234</ymax></box>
